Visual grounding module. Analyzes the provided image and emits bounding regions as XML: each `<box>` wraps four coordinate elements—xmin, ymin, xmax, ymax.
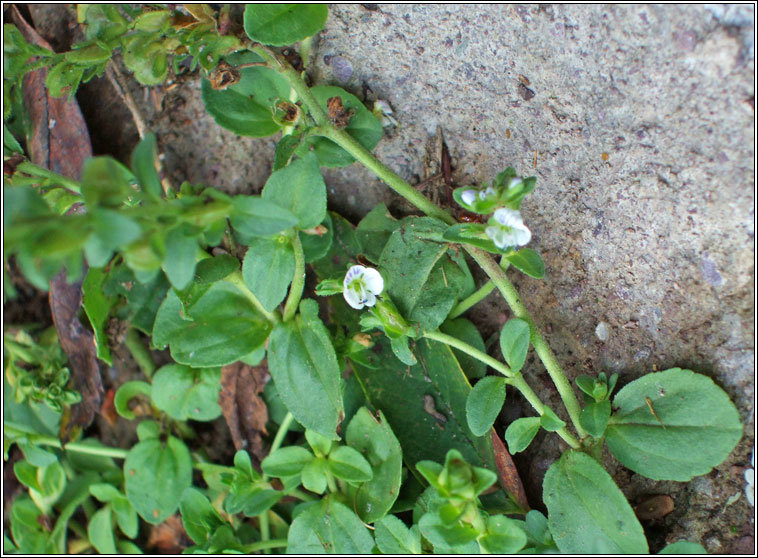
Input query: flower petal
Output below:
<box><xmin>493</xmin><ymin>207</ymin><xmax>524</xmax><ymax>228</ymax></box>
<box><xmin>344</xmin><ymin>265</ymin><xmax>366</xmax><ymax>289</ymax></box>
<box><xmin>513</xmin><ymin>224</ymin><xmax>532</xmax><ymax>246</ymax></box>
<box><xmin>343</xmin><ymin>286</ymin><xmax>364</xmax><ymax>309</ymax></box>
<box><xmin>363</xmin><ymin>292</ymin><xmax>377</xmax><ymax>307</ymax></box>
<box><xmin>461</xmin><ymin>190</ymin><xmax>477</xmax><ymax>205</ymax></box>
<box><xmin>362</xmin><ymin>267</ymin><xmax>384</xmax><ymax>295</ymax></box>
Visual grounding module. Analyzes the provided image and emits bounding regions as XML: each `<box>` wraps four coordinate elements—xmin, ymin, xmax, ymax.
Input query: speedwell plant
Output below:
<box><xmin>3</xmin><ymin>4</ymin><xmax>742</xmax><ymax>555</ymax></box>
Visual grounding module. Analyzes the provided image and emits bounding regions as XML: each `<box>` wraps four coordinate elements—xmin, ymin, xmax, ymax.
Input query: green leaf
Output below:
<box><xmin>287</xmin><ymin>496</ymin><xmax>375</xmax><ymax>554</ymax></box>
<box><xmin>153</xmin><ymin>281</ymin><xmax>272</xmax><ymax>367</ymax></box>
<box><xmin>305</xmin><ymin>429</ymin><xmax>334</xmax><ymax>457</ymax></box>
<box><xmin>297</xmin><ymin>86</ymin><xmax>383</xmax><ymax>167</ymax></box>
<box><xmin>261</xmin><ymin>152</ymin><xmax>326</xmax><ymax>230</ymax></box>
<box><xmin>380</xmin><ymin>217</ymin><xmax>473</xmax><ymax>331</ymax></box>
<box><xmin>375</xmin><ymin>515</ymin><xmax>422</xmax><ymax>554</ymax></box>
<box><xmin>344</xmin><ymin>407</ymin><xmax>403</xmax><ymax>522</ymax></box>
<box><xmin>267</xmin><ymin>299</ymin><xmax>343</xmax><ymax>440</ymax></box>
<box><xmin>355</xmin><ymin>203</ymin><xmax>401</xmax><ymax>264</ymax></box>
<box><xmin>466</xmin><ymin>376</ymin><xmax>506</xmax><ymax>437</ymax></box>
<box><xmin>351</xmin><ymin>337</ymin><xmax>496</xmax><ymax>474</ymax></box>
<box><xmin>440</xmin><ymin>318</ymin><xmax>487</xmax><ymax>380</ymax></box>
<box><xmin>82</xmin><ymin>267</ymin><xmax>116</xmax><ymax>365</ymax></box>
<box><xmin>113</xmin><ymin>381</ymin><xmax>151</xmax><ymax>420</ymax></box>
<box><xmin>300</xmin><ymin>212</ymin><xmax>333</xmax><ymax>263</ymax></box>
<box><xmin>479</xmin><ymin>515</ymin><xmax>528</xmax><ymax>554</ymax></box>
<box><xmin>243</xmin><ymin>4</ymin><xmax>328</xmax><ymax>46</ymax></box>
<box><xmin>194</xmin><ymin>254</ymin><xmax>239</xmax><ymax>284</ymax></box>
<box><xmin>605</xmin><ymin>368</ymin><xmax>742</xmax><ymax>481</ymax></box>
<box><xmin>180</xmin><ymin>487</ymin><xmax>225</xmax><ymax>545</ymax></box>
<box><xmin>580</xmin><ymin>399</ymin><xmax>611</xmax><ymax>438</ymax></box>
<box><xmin>543</xmin><ymin>450</ymin><xmax>648</xmax><ymax>553</ymax></box>
<box><xmin>88</xmin><ymin>506</ymin><xmax>117</xmax><ymax>554</ymax></box>
<box><xmin>162</xmin><ymin>227</ymin><xmax>198</xmax><ymax>290</ymax></box>
<box><xmin>328</xmin><ymin>446</ymin><xmax>373</xmax><ymax>482</ymax></box>
<box><xmin>242</xmin><ymin>236</ymin><xmax>294</xmax><ymax>311</ymax></box>
<box><xmin>499</xmin><ymin>318</ymin><xmax>530</xmax><ymax>372</ymax></box>
<box><xmin>261</xmin><ymin>446</ymin><xmax>314</xmax><ymax>478</ymax></box>
<box><xmin>539</xmin><ymin>407</ymin><xmax>566</xmax><ymax>432</ymax></box>
<box><xmin>418</xmin><ymin>510</ymin><xmax>479</xmax><ymax>551</ymax></box>
<box><xmin>151</xmin><ymin>364</ymin><xmax>222</xmax><ymax>421</ymax></box>
<box><xmin>111</xmin><ymin>498</ymin><xmax>138</xmax><ymax>539</ymax></box>
<box><xmin>504</xmin><ymin>417</ymin><xmax>540</xmax><ymax>453</ymax></box>
<box><xmin>390</xmin><ymin>335</ymin><xmax>417</xmax><ymax>365</ymax></box>
<box><xmin>80</xmin><ymin>156</ymin><xmax>135</xmax><ymax>208</ymax></box>
<box><xmin>130</xmin><ymin>132</ymin><xmax>162</xmax><ymax>198</ymax></box>
<box><xmin>659</xmin><ymin>541</ymin><xmax>707</xmax><ymax>554</ymax></box>
<box><xmin>442</xmin><ymin>222</ymin><xmax>502</xmax><ymax>253</ymax></box>
<box><xmin>301</xmin><ymin>457</ymin><xmax>328</xmax><ymax>494</ymax></box>
<box><xmin>89</xmin><ymin>483</ymin><xmax>121</xmax><ymax>503</ymax></box>
<box><xmin>124</xmin><ymin>436</ymin><xmax>192</xmax><ymax>524</ymax></box>
<box><xmin>229</xmin><ymin>195</ymin><xmax>299</xmax><ymax>238</ymax></box>
<box><xmin>504</xmin><ymin>248</ymin><xmax>545</xmax><ymax>279</ymax></box>
<box><xmin>136</xmin><ymin>420</ymin><xmax>161</xmax><ymax>441</ymax></box>
<box><xmin>274</xmin><ymin>134</ymin><xmax>303</xmax><ymax>170</ymax></box>
<box><xmin>84</xmin><ymin>208</ymin><xmax>142</xmax><ymax>268</ymax></box>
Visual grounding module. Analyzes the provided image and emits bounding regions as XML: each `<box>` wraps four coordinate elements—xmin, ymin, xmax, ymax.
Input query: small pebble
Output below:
<box><xmin>329</xmin><ymin>56</ymin><xmax>353</xmax><ymax>83</ymax></box>
<box><xmin>595</xmin><ymin>321</ymin><xmax>610</xmax><ymax>341</ymax></box>
<box><xmin>635</xmin><ymin>494</ymin><xmax>674</xmax><ymax>520</ymax></box>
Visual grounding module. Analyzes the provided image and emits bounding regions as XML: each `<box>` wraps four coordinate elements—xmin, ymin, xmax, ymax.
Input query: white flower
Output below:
<box><xmin>461</xmin><ymin>189</ymin><xmax>477</xmax><ymax>206</ymax></box>
<box><xmin>485</xmin><ymin>208</ymin><xmax>532</xmax><ymax>250</ymax></box>
<box><xmin>343</xmin><ymin>265</ymin><xmax>384</xmax><ymax>310</ymax></box>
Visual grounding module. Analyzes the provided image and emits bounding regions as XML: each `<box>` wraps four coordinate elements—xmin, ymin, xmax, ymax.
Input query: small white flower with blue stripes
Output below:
<box><xmin>343</xmin><ymin>265</ymin><xmax>384</xmax><ymax>310</ymax></box>
<box><xmin>485</xmin><ymin>208</ymin><xmax>532</xmax><ymax>250</ymax></box>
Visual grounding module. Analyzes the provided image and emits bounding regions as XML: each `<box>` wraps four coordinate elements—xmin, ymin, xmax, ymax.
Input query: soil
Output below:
<box><xmin>4</xmin><ymin>4</ymin><xmax>755</xmax><ymax>554</ymax></box>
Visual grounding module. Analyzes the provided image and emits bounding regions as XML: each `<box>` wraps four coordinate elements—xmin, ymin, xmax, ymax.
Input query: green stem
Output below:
<box><xmin>464</xmin><ymin>248</ymin><xmax>587</xmax><ymax>438</ymax></box>
<box><xmin>240</xmin><ymin>539</ymin><xmax>288</xmax><ymax>553</ymax></box>
<box><xmin>448</xmin><ymin>282</ymin><xmax>495</xmax><ymax>320</ymax></box>
<box><xmin>421</xmin><ymin>332</ymin><xmax>580</xmax><ymax>449</ymax></box>
<box><xmin>258</xmin><ymin>511</ymin><xmax>271</xmax><ymax>554</ymax></box>
<box><xmin>226</xmin><ymin>271</ymin><xmax>280</xmax><ymax>325</ymax></box>
<box><xmin>16</xmin><ymin>161</ymin><xmax>82</xmax><ymax>194</ymax></box>
<box><xmin>124</xmin><ymin>328</ymin><xmax>155</xmax><ymax>378</ymax></box>
<box><xmin>316</xmin><ymin>126</ymin><xmax>456</xmax><ymax>225</ymax></box>
<box><xmin>282</xmin><ymin>234</ymin><xmax>305</xmax><ymax>322</ymax></box>
<box><xmin>289</xmin><ymin>488</ymin><xmax>316</xmax><ymax>502</ymax></box>
<box><xmin>5</xmin><ymin>422</ymin><xmax>129</xmax><ymax>459</ymax></box>
<box><xmin>270</xmin><ymin>412</ymin><xmax>295</xmax><ymax>454</ymax></box>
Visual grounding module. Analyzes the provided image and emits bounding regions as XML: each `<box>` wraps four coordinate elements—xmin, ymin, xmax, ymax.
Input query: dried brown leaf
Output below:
<box><xmin>219</xmin><ymin>362</ymin><xmax>269</xmax><ymax>469</ymax></box>
<box><xmin>490</xmin><ymin>429</ymin><xmax>530</xmax><ymax>511</ymax></box>
<box><xmin>147</xmin><ymin>515</ymin><xmax>192</xmax><ymax>554</ymax></box>
<box><xmin>12</xmin><ymin>6</ymin><xmax>101</xmax><ymax>441</ymax></box>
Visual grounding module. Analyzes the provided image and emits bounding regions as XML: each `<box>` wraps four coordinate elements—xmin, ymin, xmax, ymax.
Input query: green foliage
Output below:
<box><xmin>124</xmin><ymin>435</ymin><xmax>192</xmax><ymax>524</ymax></box>
<box><xmin>466</xmin><ymin>376</ymin><xmax>506</xmax><ymax>437</ymax></box>
<box><xmin>287</xmin><ymin>497</ymin><xmax>375</xmax><ymax>553</ymax></box>
<box><xmin>504</xmin><ymin>417</ymin><xmax>541</xmax><ymax>453</ymax></box>
<box><xmin>242</xmin><ymin>236</ymin><xmax>294</xmax><ymax>311</ymax></box>
<box><xmin>243</xmin><ymin>4</ymin><xmax>329</xmax><ymax>46</ymax></box>
<box><xmin>267</xmin><ymin>299</ymin><xmax>344</xmax><ymax>439</ymax></box>
<box><xmin>605</xmin><ymin>368</ymin><xmax>742</xmax><ymax>481</ymax></box>
<box><xmin>151</xmin><ymin>364</ymin><xmax>222</xmax><ymax>421</ymax></box>
<box><xmin>543</xmin><ymin>451</ymin><xmax>648</xmax><ymax>554</ymax></box>
<box><xmin>499</xmin><ymin>318</ymin><xmax>530</xmax><ymax>372</ymax></box>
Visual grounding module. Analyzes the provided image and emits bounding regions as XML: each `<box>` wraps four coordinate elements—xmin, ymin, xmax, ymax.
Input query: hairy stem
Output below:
<box><xmin>464</xmin><ymin>248</ymin><xmax>587</xmax><ymax>438</ymax></box>
<box><xmin>282</xmin><ymin>234</ymin><xmax>305</xmax><ymax>322</ymax></box>
<box><xmin>421</xmin><ymin>331</ymin><xmax>580</xmax><ymax>449</ymax></box>
<box><xmin>16</xmin><ymin>161</ymin><xmax>82</xmax><ymax>194</ymax></box>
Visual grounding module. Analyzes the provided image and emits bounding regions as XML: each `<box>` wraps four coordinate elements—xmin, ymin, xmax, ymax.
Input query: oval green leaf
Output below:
<box><xmin>124</xmin><ymin>436</ymin><xmax>192</xmax><ymax>524</ymax></box>
<box><xmin>267</xmin><ymin>299</ymin><xmax>344</xmax><ymax>440</ymax></box>
<box><xmin>242</xmin><ymin>236</ymin><xmax>295</xmax><ymax>312</ymax></box>
<box><xmin>504</xmin><ymin>417</ymin><xmax>540</xmax><ymax>454</ymax></box>
<box><xmin>499</xmin><ymin>318</ymin><xmax>530</xmax><ymax>372</ymax></box>
<box><xmin>466</xmin><ymin>376</ymin><xmax>506</xmax><ymax>437</ymax></box>
<box><xmin>504</xmin><ymin>248</ymin><xmax>545</xmax><ymax>279</ymax></box>
<box><xmin>243</xmin><ymin>4</ymin><xmax>328</xmax><ymax>46</ymax></box>
<box><xmin>544</xmin><ymin>450</ymin><xmax>648</xmax><ymax>554</ymax></box>
<box><xmin>261</xmin><ymin>152</ymin><xmax>327</xmax><ymax>230</ymax></box>
<box><xmin>605</xmin><ymin>368</ymin><xmax>742</xmax><ymax>481</ymax></box>
<box><xmin>151</xmin><ymin>364</ymin><xmax>222</xmax><ymax>421</ymax></box>
<box><xmin>287</xmin><ymin>496</ymin><xmax>375</xmax><ymax>554</ymax></box>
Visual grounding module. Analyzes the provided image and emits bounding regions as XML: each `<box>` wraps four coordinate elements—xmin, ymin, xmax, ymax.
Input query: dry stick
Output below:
<box><xmin>105</xmin><ymin>61</ymin><xmax>173</xmax><ymax>194</ymax></box>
